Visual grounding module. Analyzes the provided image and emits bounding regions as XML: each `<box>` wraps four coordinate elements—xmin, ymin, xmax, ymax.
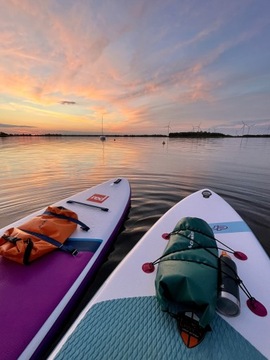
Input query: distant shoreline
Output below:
<box><xmin>1</xmin><ymin>131</ymin><xmax>269</xmax><ymax>138</ymax></box>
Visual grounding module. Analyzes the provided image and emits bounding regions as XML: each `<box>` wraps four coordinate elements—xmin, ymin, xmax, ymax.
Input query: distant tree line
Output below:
<box><xmin>169</xmin><ymin>131</ymin><xmax>270</xmax><ymax>138</ymax></box>
<box><xmin>1</xmin><ymin>131</ymin><xmax>269</xmax><ymax>138</ymax></box>
<box><xmin>0</xmin><ymin>132</ymin><xmax>165</xmax><ymax>138</ymax></box>
<box><xmin>169</xmin><ymin>131</ymin><xmax>229</xmax><ymax>138</ymax></box>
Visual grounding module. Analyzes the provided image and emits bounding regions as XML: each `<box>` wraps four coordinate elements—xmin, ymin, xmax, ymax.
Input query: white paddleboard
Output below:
<box><xmin>0</xmin><ymin>178</ymin><xmax>130</xmax><ymax>360</ymax></box>
<box><xmin>50</xmin><ymin>189</ymin><xmax>270</xmax><ymax>360</ymax></box>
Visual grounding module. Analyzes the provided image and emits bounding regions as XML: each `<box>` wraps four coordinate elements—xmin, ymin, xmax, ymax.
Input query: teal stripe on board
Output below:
<box><xmin>55</xmin><ymin>296</ymin><xmax>265</xmax><ymax>360</ymax></box>
<box><xmin>210</xmin><ymin>221</ymin><xmax>251</xmax><ymax>234</ymax></box>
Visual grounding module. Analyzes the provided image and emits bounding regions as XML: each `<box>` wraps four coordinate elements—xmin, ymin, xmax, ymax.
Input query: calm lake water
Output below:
<box><xmin>1</xmin><ymin>135</ymin><xmax>269</xmax><ymax>355</ymax></box>
<box><xmin>1</xmin><ymin>136</ymin><xmax>270</xmax><ymax>257</ymax></box>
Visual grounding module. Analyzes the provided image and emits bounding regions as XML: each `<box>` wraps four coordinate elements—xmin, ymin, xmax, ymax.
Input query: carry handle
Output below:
<box><xmin>43</xmin><ymin>210</ymin><xmax>90</xmax><ymax>231</ymax></box>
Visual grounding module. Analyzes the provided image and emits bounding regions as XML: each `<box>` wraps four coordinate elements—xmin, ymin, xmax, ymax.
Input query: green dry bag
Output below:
<box><xmin>155</xmin><ymin>217</ymin><xmax>218</xmax><ymax>347</ymax></box>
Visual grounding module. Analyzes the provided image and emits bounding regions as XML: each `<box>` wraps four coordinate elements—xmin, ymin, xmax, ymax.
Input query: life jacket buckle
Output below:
<box><xmin>2</xmin><ymin>234</ymin><xmax>21</xmax><ymax>244</ymax></box>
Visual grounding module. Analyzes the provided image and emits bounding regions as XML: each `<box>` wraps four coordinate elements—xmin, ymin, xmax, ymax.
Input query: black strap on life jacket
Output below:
<box><xmin>19</xmin><ymin>229</ymin><xmax>78</xmax><ymax>257</ymax></box>
<box><xmin>23</xmin><ymin>239</ymin><xmax>34</xmax><ymax>265</ymax></box>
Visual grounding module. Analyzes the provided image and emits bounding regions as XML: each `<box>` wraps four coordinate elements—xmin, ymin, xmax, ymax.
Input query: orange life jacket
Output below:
<box><xmin>0</xmin><ymin>206</ymin><xmax>89</xmax><ymax>264</ymax></box>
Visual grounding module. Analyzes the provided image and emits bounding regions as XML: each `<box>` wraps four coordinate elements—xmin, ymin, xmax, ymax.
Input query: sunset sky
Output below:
<box><xmin>1</xmin><ymin>0</ymin><xmax>270</xmax><ymax>135</ymax></box>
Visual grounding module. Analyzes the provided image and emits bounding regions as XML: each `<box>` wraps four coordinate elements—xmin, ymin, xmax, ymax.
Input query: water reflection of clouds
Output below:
<box><xmin>1</xmin><ymin>137</ymin><xmax>270</xmax><ymax>256</ymax></box>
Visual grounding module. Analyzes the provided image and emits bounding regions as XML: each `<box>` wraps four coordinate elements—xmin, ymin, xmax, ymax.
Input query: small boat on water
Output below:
<box><xmin>100</xmin><ymin>114</ymin><xmax>106</xmax><ymax>141</ymax></box>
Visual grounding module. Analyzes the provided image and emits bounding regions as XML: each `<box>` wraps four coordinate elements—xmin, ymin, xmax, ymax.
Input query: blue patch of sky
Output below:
<box><xmin>207</xmin><ymin>39</ymin><xmax>270</xmax><ymax>100</ymax></box>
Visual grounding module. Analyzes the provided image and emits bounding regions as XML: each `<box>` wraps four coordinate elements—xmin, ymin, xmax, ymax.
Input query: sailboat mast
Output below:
<box><xmin>100</xmin><ymin>113</ymin><xmax>106</xmax><ymax>141</ymax></box>
<box><xmin>102</xmin><ymin>114</ymin><xmax>104</xmax><ymax>135</ymax></box>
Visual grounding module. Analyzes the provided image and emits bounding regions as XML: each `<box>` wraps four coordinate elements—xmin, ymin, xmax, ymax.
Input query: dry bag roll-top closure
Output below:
<box><xmin>0</xmin><ymin>206</ymin><xmax>89</xmax><ymax>264</ymax></box>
